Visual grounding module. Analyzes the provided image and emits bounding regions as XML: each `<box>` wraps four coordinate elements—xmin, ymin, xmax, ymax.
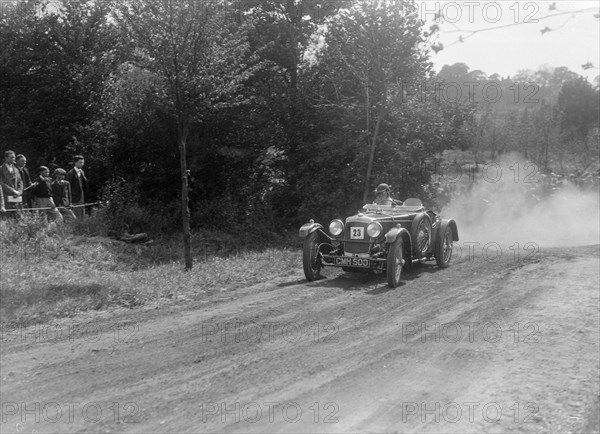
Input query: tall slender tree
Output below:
<box><xmin>113</xmin><ymin>0</ymin><xmax>259</xmax><ymax>269</ymax></box>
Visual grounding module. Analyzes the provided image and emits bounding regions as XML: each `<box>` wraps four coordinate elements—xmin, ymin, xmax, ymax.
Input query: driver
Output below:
<box><xmin>373</xmin><ymin>183</ymin><xmax>402</xmax><ymax>205</ymax></box>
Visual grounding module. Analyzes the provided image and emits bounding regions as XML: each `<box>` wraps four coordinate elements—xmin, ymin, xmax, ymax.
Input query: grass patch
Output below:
<box><xmin>1</xmin><ymin>217</ymin><xmax>302</xmax><ymax>325</ymax></box>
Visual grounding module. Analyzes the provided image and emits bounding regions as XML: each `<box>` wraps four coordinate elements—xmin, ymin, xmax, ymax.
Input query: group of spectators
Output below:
<box><xmin>0</xmin><ymin>150</ymin><xmax>89</xmax><ymax>223</ymax></box>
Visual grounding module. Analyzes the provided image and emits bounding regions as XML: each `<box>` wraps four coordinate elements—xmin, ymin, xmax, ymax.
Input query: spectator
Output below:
<box><xmin>15</xmin><ymin>154</ymin><xmax>33</xmax><ymax>209</ymax></box>
<box><xmin>66</xmin><ymin>155</ymin><xmax>88</xmax><ymax>219</ymax></box>
<box><xmin>30</xmin><ymin>166</ymin><xmax>63</xmax><ymax>222</ymax></box>
<box><xmin>52</xmin><ymin>168</ymin><xmax>76</xmax><ymax>222</ymax></box>
<box><xmin>0</xmin><ymin>150</ymin><xmax>23</xmax><ymax>215</ymax></box>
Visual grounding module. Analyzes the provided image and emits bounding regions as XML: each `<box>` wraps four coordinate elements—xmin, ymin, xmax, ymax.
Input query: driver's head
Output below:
<box><xmin>374</xmin><ymin>183</ymin><xmax>391</xmax><ymax>204</ymax></box>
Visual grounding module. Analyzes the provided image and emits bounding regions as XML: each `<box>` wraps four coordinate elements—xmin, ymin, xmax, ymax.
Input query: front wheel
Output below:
<box><xmin>303</xmin><ymin>231</ymin><xmax>322</xmax><ymax>281</ymax></box>
<box><xmin>435</xmin><ymin>227</ymin><xmax>453</xmax><ymax>268</ymax></box>
<box><xmin>386</xmin><ymin>238</ymin><xmax>404</xmax><ymax>288</ymax></box>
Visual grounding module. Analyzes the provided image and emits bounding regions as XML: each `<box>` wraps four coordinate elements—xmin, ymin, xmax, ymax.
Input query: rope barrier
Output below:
<box><xmin>1</xmin><ymin>202</ymin><xmax>102</xmax><ymax>213</ymax></box>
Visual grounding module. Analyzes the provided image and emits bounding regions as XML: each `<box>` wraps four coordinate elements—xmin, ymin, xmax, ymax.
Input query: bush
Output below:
<box><xmin>98</xmin><ymin>178</ymin><xmax>145</xmax><ymax>235</ymax></box>
<box><xmin>0</xmin><ymin>212</ymin><xmax>67</xmax><ymax>245</ymax></box>
<box><xmin>92</xmin><ymin>178</ymin><xmax>181</xmax><ymax>236</ymax></box>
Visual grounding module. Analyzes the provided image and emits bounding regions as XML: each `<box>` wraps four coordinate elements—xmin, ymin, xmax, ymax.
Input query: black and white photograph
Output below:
<box><xmin>1</xmin><ymin>0</ymin><xmax>599</xmax><ymax>432</ymax></box>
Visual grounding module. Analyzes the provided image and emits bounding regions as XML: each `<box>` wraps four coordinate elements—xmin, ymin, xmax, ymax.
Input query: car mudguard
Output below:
<box><xmin>434</xmin><ymin>219</ymin><xmax>459</xmax><ymax>243</ymax></box>
<box><xmin>299</xmin><ymin>221</ymin><xmax>324</xmax><ymax>238</ymax></box>
<box><xmin>386</xmin><ymin>226</ymin><xmax>413</xmax><ymax>268</ymax></box>
<box><xmin>444</xmin><ymin>219</ymin><xmax>459</xmax><ymax>241</ymax></box>
<box><xmin>385</xmin><ymin>225</ymin><xmax>411</xmax><ymax>244</ymax></box>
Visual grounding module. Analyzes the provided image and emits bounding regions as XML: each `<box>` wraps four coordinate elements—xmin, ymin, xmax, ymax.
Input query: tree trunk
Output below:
<box><xmin>363</xmin><ymin>112</ymin><xmax>384</xmax><ymax>203</ymax></box>
<box><xmin>178</xmin><ymin>124</ymin><xmax>192</xmax><ymax>270</ymax></box>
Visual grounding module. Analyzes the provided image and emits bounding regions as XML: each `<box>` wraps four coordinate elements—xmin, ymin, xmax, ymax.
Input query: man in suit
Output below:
<box><xmin>66</xmin><ymin>154</ymin><xmax>88</xmax><ymax>219</ymax></box>
<box><xmin>0</xmin><ymin>150</ymin><xmax>23</xmax><ymax>215</ymax></box>
<box><xmin>15</xmin><ymin>154</ymin><xmax>33</xmax><ymax>209</ymax></box>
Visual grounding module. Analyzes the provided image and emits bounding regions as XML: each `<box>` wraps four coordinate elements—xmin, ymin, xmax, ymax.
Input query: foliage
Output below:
<box><xmin>0</xmin><ymin>0</ymin><xmax>124</xmax><ymax>179</ymax></box>
<box><xmin>1</xmin><ymin>0</ymin><xmax>598</xmax><ymax>241</ymax></box>
<box><xmin>558</xmin><ymin>77</ymin><xmax>600</xmax><ymax>142</ymax></box>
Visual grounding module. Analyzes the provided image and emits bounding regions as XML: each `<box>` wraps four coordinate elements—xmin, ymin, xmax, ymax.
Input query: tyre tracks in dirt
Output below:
<box><xmin>1</xmin><ymin>245</ymin><xmax>598</xmax><ymax>433</ymax></box>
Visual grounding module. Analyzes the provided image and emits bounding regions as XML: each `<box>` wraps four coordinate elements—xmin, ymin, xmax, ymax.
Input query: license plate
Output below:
<box><xmin>335</xmin><ymin>257</ymin><xmax>370</xmax><ymax>267</ymax></box>
<box><xmin>350</xmin><ymin>227</ymin><xmax>364</xmax><ymax>239</ymax></box>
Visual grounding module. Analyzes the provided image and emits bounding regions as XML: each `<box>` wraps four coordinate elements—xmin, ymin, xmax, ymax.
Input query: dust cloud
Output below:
<box><xmin>441</xmin><ymin>155</ymin><xmax>600</xmax><ymax>248</ymax></box>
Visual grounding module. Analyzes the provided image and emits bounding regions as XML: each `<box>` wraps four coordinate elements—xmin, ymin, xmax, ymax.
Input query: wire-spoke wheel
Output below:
<box><xmin>386</xmin><ymin>238</ymin><xmax>403</xmax><ymax>288</ymax></box>
<box><xmin>436</xmin><ymin>227</ymin><xmax>453</xmax><ymax>268</ymax></box>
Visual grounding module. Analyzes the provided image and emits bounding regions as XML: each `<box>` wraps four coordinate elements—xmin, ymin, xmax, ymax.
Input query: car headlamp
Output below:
<box><xmin>329</xmin><ymin>219</ymin><xmax>344</xmax><ymax>236</ymax></box>
<box><xmin>367</xmin><ymin>222</ymin><xmax>383</xmax><ymax>238</ymax></box>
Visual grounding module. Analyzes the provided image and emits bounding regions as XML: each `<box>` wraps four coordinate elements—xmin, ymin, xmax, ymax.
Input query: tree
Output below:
<box><xmin>0</xmin><ymin>0</ymin><xmax>122</xmax><ymax>171</ymax></box>
<box><xmin>114</xmin><ymin>0</ymin><xmax>259</xmax><ymax>269</ymax></box>
<box><xmin>313</xmin><ymin>0</ymin><xmax>432</xmax><ymax>202</ymax></box>
<box><xmin>558</xmin><ymin>77</ymin><xmax>600</xmax><ymax>141</ymax></box>
<box><xmin>437</xmin><ymin>62</ymin><xmax>470</xmax><ymax>82</ymax></box>
<box><xmin>240</xmin><ymin>1</ymin><xmax>348</xmax><ymax>222</ymax></box>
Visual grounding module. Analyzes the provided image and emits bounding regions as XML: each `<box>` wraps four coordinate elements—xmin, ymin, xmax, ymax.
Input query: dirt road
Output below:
<box><xmin>1</xmin><ymin>244</ymin><xmax>599</xmax><ymax>433</ymax></box>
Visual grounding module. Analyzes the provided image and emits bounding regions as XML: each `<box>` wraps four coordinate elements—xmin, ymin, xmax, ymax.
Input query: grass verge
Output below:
<box><xmin>0</xmin><ymin>216</ymin><xmax>301</xmax><ymax>325</ymax></box>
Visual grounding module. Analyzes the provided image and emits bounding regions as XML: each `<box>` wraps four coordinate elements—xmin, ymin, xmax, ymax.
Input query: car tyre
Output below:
<box><xmin>303</xmin><ymin>231</ymin><xmax>322</xmax><ymax>281</ymax></box>
<box><xmin>435</xmin><ymin>226</ymin><xmax>453</xmax><ymax>268</ymax></box>
<box><xmin>386</xmin><ymin>238</ymin><xmax>403</xmax><ymax>288</ymax></box>
<box><xmin>411</xmin><ymin>213</ymin><xmax>432</xmax><ymax>258</ymax></box>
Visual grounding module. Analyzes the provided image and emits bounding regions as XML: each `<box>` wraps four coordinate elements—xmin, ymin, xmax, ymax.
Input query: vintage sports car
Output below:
<box><xmin>299</xmin><ymin>198</ymin><xmax>459</xmax><ymax>287</ymax></box>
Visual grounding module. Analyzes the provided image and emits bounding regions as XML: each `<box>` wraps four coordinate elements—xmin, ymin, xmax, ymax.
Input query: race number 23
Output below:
<box><xmin>350</xmin><ymin>227</ymin><xmax>364</xmax><ymax>239</ymax></box>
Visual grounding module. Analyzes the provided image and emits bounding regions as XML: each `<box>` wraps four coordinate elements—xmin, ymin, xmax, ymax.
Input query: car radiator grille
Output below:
<box><xmin>344</xmin><ymin>241</ymin><xmax>370</xmax><ymax>254</ymax></box>
<box><xmin>344</xmin><ymin>223</ymin><xmax>371</xmax><ymax>254</ymax></box>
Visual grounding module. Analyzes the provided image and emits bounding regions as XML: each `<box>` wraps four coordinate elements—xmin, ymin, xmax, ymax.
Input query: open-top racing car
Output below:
<box><xmin>299</xmin><ymin>198</ymin><xmax>459</xmax><ymax>287</ymax></box>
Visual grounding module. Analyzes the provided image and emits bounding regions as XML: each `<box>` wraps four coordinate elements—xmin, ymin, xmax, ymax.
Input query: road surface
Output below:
<box><xmin>1</xmin><ymin>244</ymin><xmax>599</xmax><ymax>433</ymax></box>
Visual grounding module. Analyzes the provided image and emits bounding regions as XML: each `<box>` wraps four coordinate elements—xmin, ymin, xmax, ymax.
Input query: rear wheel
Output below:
<box><xmin>435</xmin><ymin>227</ymin><xmax>453</xmax><ymax>268</ymax></box>
<box><xmin>303</xmin><ymin>231</ymin><xmax>322</xmax><ymax>281</ymax></box>
<box><xmin>386</xmin><ymin>238</ymin><xmax>404</xmax><ymax>288</ymax></box>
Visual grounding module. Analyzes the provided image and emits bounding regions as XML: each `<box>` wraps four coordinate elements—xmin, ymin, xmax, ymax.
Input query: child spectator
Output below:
<box><xmin>52</xmin><ymin>168</ymin><xmax>76</xmax><ymax>222</ymax></box>
<box><xmin>30</xmin><ymin>166</ymin><xmax>62</xmax><ymax>222</ymax></box>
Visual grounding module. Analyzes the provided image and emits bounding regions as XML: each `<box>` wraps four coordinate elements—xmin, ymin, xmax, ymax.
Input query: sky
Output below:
<box><xmin>417</xmin><ymin>0</ymin><xmax>600</xmax><ymax>82</ymax></box>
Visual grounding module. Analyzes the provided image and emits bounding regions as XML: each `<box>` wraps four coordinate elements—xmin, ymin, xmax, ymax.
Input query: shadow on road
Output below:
<box><xmin>276</xmin><ymin>278</ymin><xmax>308</xmax><ymax>288</ymax></box>
<box><xmin>279</xmin><ymin>260</ymin><xmax>447</xmax><ymax>292</ymax></box>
